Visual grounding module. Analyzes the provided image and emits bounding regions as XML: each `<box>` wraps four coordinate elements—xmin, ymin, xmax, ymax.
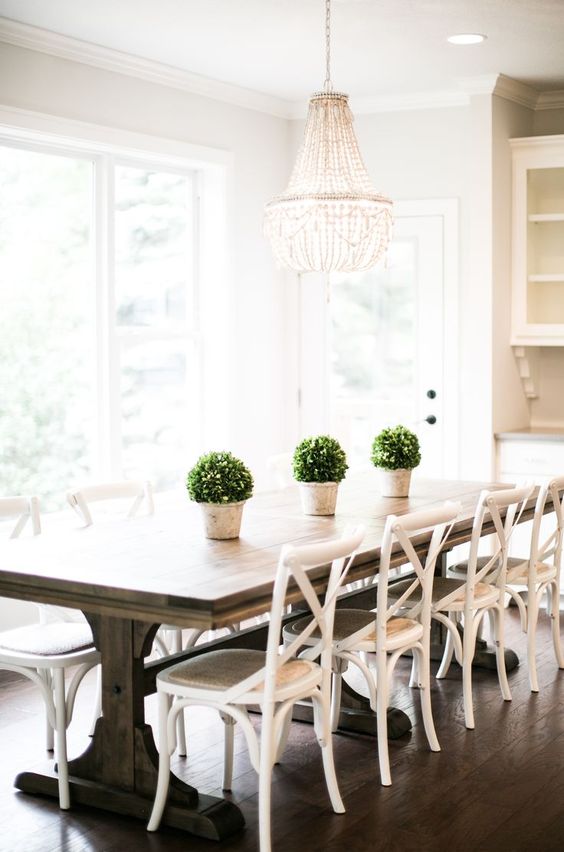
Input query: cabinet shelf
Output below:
<box><xmin>528</xmin><ymin>274</ymin><xmax>564</xmax><ymax>283</ymax></box>
<box><xmin>528</xmin><ymin>213</ymin><xmax>564</xmax><ymax>222</ymax></box>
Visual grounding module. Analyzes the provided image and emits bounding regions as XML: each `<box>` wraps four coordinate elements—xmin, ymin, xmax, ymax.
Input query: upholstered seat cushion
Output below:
<box><xmin>165</xmin><ymin>648</ymin><xmax>314</xmax><ymax>691</ymax></box>
<box><xmin>389</xmin><ymin>576</ymin><xmax>496</xmax><ymax>605</ymax></box>
<box><xmin>0</xmin><ymin>623</ymin><xmax>94</xmax><ymax>656</ymax></box>
<box><xmin>284</xmin><ymin>610</ymin><xmax>420</xmax><ymax>646</ymax></box>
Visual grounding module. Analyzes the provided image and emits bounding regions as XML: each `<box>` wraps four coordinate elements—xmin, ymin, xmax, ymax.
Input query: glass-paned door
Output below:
<box><xmin>299</xmin><ymin>212</ymin><xmax>449</xmax><ymax>477</ymax></box>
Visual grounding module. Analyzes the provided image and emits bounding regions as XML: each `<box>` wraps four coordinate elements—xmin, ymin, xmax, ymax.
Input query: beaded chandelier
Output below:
<box><xmin>264</xmin><ymin>0</ymin><xmax>393</xmax><ymax>273</ymax></box>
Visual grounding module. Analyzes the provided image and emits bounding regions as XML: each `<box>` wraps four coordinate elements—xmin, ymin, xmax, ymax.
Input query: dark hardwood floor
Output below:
<box><xmin>1</xmin><ymin>609</ymin><xmax>564</xmax><ymax>852</ymax></box>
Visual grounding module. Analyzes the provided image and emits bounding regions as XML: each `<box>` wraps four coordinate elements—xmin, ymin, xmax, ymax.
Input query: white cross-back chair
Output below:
<box><xmin>284</xmin><ymin>501</ymin><xmax>461</xmax><ymax>786</ymax></box>
<box><xmin>502</xmin><ymin>477</ymin><xmax>564</xmax><ymax>691</ymax></box>
<box><xmin>147</xmin><ymin>525</ymin><xmax>365</xmax><ymax>852</ymax></box>
<box><xmin>0</xmin><ymin>495</ymin><xmax>99</xmax><ymax>809</ymax></box>
<box><xmin>0</xmin><ymin>495</ymin><xmax>41</xmax><ymax>538</ymax></box>
<box><xmin>66</xmin><ymin>480</ymin><xmax>154</xmax><ymax>526</ymax></box>
<box><xmin>429</xmin><ymin>485</ymin><xmax>534</xmax><ymax>729</ymax></box>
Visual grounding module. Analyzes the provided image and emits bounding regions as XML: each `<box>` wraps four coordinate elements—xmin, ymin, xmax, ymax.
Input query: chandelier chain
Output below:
<box><xmin>324</xmin><ymin>0</ymin><xmax>332</xmax><ymax>92</ymax></box>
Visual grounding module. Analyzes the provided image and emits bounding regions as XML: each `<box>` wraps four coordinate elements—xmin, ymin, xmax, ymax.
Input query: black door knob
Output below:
<box><xmin>426</xmin><ymin>389</ymin><xmax>437</xmax><ymax>399</ymax></box>
<box><xmin>425</xmin><ymin>415</ymin><xmax>437</xmax><ymax>425</ymax></box>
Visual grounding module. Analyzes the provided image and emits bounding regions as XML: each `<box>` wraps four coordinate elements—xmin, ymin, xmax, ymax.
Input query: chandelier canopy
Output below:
<box><xmin>264</xmin><ymin>0</ymin><xmax>393</xmax><ymax>274</ymax></box>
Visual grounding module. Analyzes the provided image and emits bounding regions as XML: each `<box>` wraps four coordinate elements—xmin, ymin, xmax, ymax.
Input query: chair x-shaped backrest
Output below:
<box><xmin>67</xmin><ymin>480</ymin><xmax>154</xmax><ymax>527</ymax></box>
<box><xmin>220</xmin><ymin>525</ymin><xmax>366</xmax><ymax>707</ymax></box>
<box><xmin>378</xmin><ymin>502</ymin><xmax>461</xmax><ymax>633</ymax></box>
<box><xmin>331</xmin><ymin>503</ymin><xmax>461</xmax><ymax>655</ymax></box>
<box><xmin>0</xmin><ymin>496</ymin><xmax>41</xmax><ymax>539</ymax></box>
<box><xmin>437</xmin><ymin>484</ymin><xmax>533</xmax><ymax>611</ymax></box>
<box><xmin>521</xmin><ymin>476</ymin><xmax>564</xmax><ymax>584</ymax></box>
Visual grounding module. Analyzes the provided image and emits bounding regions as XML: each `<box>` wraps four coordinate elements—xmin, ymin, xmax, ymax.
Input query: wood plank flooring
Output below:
<box><xmin>1</xmin><ymin>609</ymin><xmax>563</xmax><ymax>852</ymax></box>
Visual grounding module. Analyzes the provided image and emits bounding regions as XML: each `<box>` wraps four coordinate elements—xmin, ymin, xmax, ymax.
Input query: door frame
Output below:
<box><xmin>298</xmin><ymin>197</ymin><xmax>460</xmax><ymax>477</ymax></box>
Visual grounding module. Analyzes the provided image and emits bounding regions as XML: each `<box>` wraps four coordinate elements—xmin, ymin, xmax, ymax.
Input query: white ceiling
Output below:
<box><xmin>1</xmin><ymin>0</ymin><xmax>564</xmax><ymax>103</ymax></box>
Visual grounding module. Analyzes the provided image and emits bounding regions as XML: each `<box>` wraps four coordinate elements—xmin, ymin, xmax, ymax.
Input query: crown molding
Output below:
<box><xmin>536</xmin><ymin>90</ymin><xmax>564</xmax><ymax>111</ymax></box>
<box><xmin>2</xmin><ymin>18</ymin><xmax>563</xmax><ymax>120</ymax></box>
<box><xmin>493</xmin><ymin>74</ymin><xmax>540</xmax><ymax>109</ymax></box>
<box><xmin>457</xmin><ymin>73</ymin><xmax>539</xmax><ymax>108</ymax></box>
<box><xmin>0</xmin><ymin>17</ymin><xmax>293</xmax><ymax>119</ymax></box>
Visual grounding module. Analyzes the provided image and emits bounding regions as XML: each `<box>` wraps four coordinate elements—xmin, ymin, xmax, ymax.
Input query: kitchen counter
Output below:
<box><xmin>496</xmin><ymin>427</ymin><xmax>564</xmax><ymax>442</ymax></box>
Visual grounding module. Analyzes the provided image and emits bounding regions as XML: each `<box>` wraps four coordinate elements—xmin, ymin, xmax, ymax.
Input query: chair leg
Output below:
<box><xmin>221</xmin><ymin>713</ymin><xmax>235</xmax><ymax>791</ymax></box>
<box><xmin>274</xmin><ymin>705</ymin><xmax>292</xmax><ymax>764</ymax></box>
<box><xmin>171</xmin><ymin>630</ymin><xmax>187</xmax><ymax>757</ymax></box>
<box><xmin>462</xmin><ymin>617</ymin><xmax>477</xmax><ymax>730</ymax></box>
<box><xmin>258</xmin><ymin>709</ymin><xmax>276</xmax><ymax>852</ymax></box>
<box><xmin>376</xmin><ymin>655</ymin><xmax>391</xmax><ymax>786</ymax></box>
<box><xmin>53</xmin><ymin>668</ymin><xmax>70</xmax><ymax>810</ymax></box>
<box><xmin>330</xmin><ymin>670</ymin><xmax>342</xmax><ymax>733</ymax></box>
<box><xmin>493</xmin><ymin>604</ymin><xmax>512</xmax><ymax>702</ymax></box>
<box><xmin>436</xmin><ymin>616</ymin><xmax>455</xmax><ymax>679</ymax></box>
<box><xmin>311</xmin><ymin>690</ymin><xmax>345</xmax><ymax>814</ymax></box>
<box><xmin>147</xmin><ymin>692</ymin><xmax>173</xmax><ymax>832</ymax></box>
<box><xmin>88</xmin><ymin>665</ymin><xmax>102</xmax><ymax>737</ymax></box>
<box><xmin>414</xmin><ymin>646</ymin><xmax>440</xmax><ymax>752</ymax></box>
<box><xmin>526</xmin><ymin>588</ymin><xmax>540</xmax><ymax>693</ymax></box>
<box><xmin>45</xmin><ymin>669</ymin><xmax>54</xmax><ymax>751</ymax></box>
<box><xmin>550</xmin><ymin>580</ymin><xmax>564</xmax><ymax>669</ymax></box>
<box><xmin>46</xmin><ymin>712</ymin><xmax>54</xmax><ymax>752</ymax></box>
<box><xmin>408</xmin><ymin>651</ymin><xmax>419</xmax><ymax>688</ymax></box>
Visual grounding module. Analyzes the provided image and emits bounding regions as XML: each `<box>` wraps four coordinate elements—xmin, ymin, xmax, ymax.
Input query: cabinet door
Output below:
<box><xmin>511</xmin><ymin>137</ymin><xmax>564</xmax><ymax>345</ymax></box>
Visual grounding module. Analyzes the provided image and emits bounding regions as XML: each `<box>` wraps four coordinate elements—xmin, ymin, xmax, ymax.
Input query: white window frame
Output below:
<box><xmin>0</xmin><ymin>106</ymin><xmax>232</xmax><ymax>483</ymax></box>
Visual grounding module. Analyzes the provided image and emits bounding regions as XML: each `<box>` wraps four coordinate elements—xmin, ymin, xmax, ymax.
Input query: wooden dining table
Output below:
<box><xmin>0</xmin><ymin>473</ymin><xmax>540</xmax><ymax>841</ymax></box>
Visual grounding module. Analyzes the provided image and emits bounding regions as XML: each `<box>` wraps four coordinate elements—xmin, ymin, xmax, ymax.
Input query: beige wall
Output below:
<box><xmin>491</xmin><ymin>95</ymin><xmax>534</xmax><ymax>434</ymax></box>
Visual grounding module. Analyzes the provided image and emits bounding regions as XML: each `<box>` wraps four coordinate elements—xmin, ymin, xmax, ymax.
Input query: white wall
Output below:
<box><xmin>0</xmin><ymin>41</ymin><xmax>291</xmax><ymax>489</ymax></box>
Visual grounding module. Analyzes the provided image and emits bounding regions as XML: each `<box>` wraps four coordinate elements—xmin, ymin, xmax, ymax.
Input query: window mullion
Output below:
<box><xmin>95</xmin><ymin>154</ymin><xmax>121</xmax><ymax>479</ymax></box>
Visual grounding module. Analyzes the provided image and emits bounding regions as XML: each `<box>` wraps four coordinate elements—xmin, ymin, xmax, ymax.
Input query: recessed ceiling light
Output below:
<box><xmin>447</xmin><ymin>33</ymin><xmax>486</xmax><ymax>45</ymax></box>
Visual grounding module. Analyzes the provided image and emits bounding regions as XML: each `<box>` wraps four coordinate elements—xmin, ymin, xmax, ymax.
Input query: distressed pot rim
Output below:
<box><xmin>197</xmin><ymin>499</ymin><xmax>248</xmax><ymax>509</ymax></box>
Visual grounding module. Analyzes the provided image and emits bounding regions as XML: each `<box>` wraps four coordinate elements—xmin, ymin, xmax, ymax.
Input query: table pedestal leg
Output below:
<box><xmin>15</xmin><ymin>615</ymin><xmax>245</xmax><ymax>841</ymax></box>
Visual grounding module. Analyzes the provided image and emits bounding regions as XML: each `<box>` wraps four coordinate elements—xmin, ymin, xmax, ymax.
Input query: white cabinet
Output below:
<box><xmin>511</xmin><ymin>134</ymin><xmax>564</xmax><ymax>346</ymax></box>
<box><xmin>498</xmin><ymin>437</ymin><xmax>564</xmax><ymax>481</ymax></box>
<box><xmin>496</xmin><ymin>431</ymin><xmax>564</xmax><ymax>594</ymax></box>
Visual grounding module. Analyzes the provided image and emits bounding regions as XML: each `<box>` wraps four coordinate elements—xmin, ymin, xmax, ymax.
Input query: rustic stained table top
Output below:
<box><xmin>0</xmin><ymin>473</ymin><xmax>514</xmax><ymax>629</ymax></box>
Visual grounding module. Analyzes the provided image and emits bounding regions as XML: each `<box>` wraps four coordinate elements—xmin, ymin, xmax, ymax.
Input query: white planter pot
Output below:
<box><xmin>378</xmin><ymin>468</ymin><xmax>412</xmax><ymax>498</ymax></box>
<box><xmin>299</xmin><ymin>482</ymin><xmax>339</xmax><ymax>516</ymax></box>
<box><xmin>199</xmin><ymin>500</ymin><xmax>246</xmax><ymax>540</ymax></box>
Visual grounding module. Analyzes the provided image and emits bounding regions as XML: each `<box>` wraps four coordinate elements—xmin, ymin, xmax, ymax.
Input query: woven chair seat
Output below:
<box><xmin>450</xmin><ymin>555</ymin><xmax>556</xmax><ymax>585</ymax></box>
<box><xmin>0</xmin><ymin>623</ymin><xmax>94</xmax><ymax>656</ymax></box>
<box><xmin>284</xmin><ymin>610</ymin><xmax>421</xmax><ymax>646</ymax></box>
<box><xmin>166</xmin><ymin>648</ymin><xmax>315</xmax><ymax>692</ymax></box>
<box><xmin>450</xmin><ymin>555</ymin><xmax>526</xmax><ymax>576</ymax></box>
<box><xmin>389</xmin><ymin>576</ymin><xmax>496</xmax><ymax>606</ymax></box>
<box><xmin>508</xmin><ymin>560</ymin><xmax>557</xmax><ymax>585</ymax></box>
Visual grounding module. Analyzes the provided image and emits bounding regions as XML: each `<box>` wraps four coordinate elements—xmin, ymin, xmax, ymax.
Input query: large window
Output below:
<box><xmin>0</xmin><ymin>142</ymin><xmax>200</xmax><ymax>508</ymax></box>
